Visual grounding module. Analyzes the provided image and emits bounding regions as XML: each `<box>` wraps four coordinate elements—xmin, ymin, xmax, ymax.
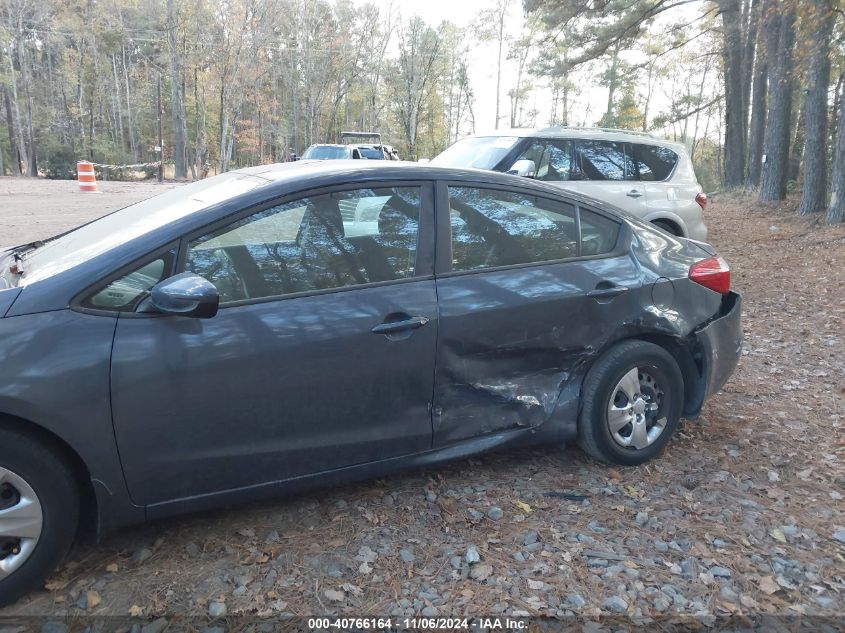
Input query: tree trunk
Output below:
<box><xmin>494</xmin><ymin>0</ymin><xmax>507</xmax><ymax>129</ymax></box>
<box><xmin>122</xmin><ymin>47</ymin><xmax>138</xmax><ymax>161</ymax></box>
<box><xmin>759</xmin><ymin>5</ymin><xmax>795</xmax><ymax>202</ymax></box>
<box><xmin>827</xmin><ymin>76</ymin><xmax>845</xmax><ymax>223</ymax></box>
<box><xmin>3</xmin><ymin>86</ymin><xmax>21</xmax><ymax>176</ymax></box>
<box><xmin>788</xmin><ymin>101</ymin><xmax>804</xmax><ymax>182</ymax></box>
<box><xmin>745</xmin><ymin>12</ymin><xmax>767</xmax><ymax>188</ymax></box>
<box><xmin>167</xmin><ymin>0</ymin><xmax>188</xmax><ymax>179</ymax></box>
<box><xmin>799</xmin><ymin>0</ymin><xmax>833</xmax><ymax>215</ymax></box>
<box><xmin>741</xmin><ymin>0</ymin><xmax>759</xmax><ymax>130</ymax></box>
<box><xmin>719</xmin><ymin>0</ymin><xmax>747</xmax><ymax>188</ymax></box>
<box><xmin>6</xmin><ymin>46</ymin><xmax>29</xmax><ymax>174</ymax></box>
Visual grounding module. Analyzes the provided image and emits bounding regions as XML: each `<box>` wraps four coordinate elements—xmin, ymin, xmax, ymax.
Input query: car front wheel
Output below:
<box><xmin>0</xmin><ymin>427</ymin><xmax>79</xmax><ymax>607</ymax></box>
<box><xmin>577</xmin><ymin>340</ymin><xmax>684</xmax><ymax>465</ymax></box>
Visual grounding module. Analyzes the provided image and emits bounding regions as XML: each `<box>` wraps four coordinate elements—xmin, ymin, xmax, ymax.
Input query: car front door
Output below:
<box><xmin>108</xmin><ymin>183</ymin><xmax>437</xmax><ymax>507</ymax></box>
<box><xmin>432</xmin><ymin>183</ymin><xmax>642</xmax><ymax>446</ymax></box>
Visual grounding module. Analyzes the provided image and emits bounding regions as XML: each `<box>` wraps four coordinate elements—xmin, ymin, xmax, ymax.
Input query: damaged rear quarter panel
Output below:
<box><xmin>432</xmin><ymin>253</ymin><xmax>650</xmax><ymax>446</ymax></box>
<box><xmin>431</xmin><ymin>220</ymin><xmax>727</xmax><ymax>447</ymax></box>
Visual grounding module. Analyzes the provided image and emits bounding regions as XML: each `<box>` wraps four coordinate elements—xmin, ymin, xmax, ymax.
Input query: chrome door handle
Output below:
<box><xmin>626</xmin><ymin>190</ymin><xmax>643</xmax><ymax>198</ymax></box>
<box><xmin>371</xmin><ymin>316</ymin><xmax>429</xmax><ymax>335</ymax></box>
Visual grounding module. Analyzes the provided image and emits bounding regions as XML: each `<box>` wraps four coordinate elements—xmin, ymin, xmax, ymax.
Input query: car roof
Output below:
<box><xmin>466</xmin><ymin>126</ymin><xmax>688</xmax><ymax>153</ymax></box>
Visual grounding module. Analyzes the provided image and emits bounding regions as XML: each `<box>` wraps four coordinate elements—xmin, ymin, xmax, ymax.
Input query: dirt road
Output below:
<box><xmin>1</xmin><ymin>178</ymin><xmax>843</xmax><ymax>623</ymax></box>
<box><xmin>0</xmin><ymin>177</ymin><xmax>176</xmax><ymax>249</ymax></box>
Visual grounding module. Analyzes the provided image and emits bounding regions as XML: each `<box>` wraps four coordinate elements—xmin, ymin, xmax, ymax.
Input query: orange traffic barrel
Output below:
<box><xmin>77</xmin><ymin>161</ymin><xmax>97</xmax><ymax>192</ymax></box>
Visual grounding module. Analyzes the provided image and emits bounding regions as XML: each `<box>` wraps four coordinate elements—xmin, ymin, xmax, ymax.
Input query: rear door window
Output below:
<box><xmin>448</xmin><ymin>187</ymin><xmax>579</xmax><ymax>271</ymax></box>
<box><xmin>633</xmin><ymin>144</ymin><xmax>678</xmax><ymax>181</ymax></box>
<box><xmin>574</xmin><ymin>140</ymin><xmax>634</xmax><ymax>181</ymax></box>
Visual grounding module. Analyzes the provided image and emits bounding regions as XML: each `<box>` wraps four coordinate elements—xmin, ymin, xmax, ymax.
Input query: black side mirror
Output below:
<box><xmin>150</xmin><ymin>272</ymin><xmax>219</xmax><ymax>318</ymax></box>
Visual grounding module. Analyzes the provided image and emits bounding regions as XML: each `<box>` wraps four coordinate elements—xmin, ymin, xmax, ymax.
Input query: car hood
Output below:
<box><xmin>0</xmin><ymin>286</ymin><xmax>21</xmax><ymax>317</ymax></box>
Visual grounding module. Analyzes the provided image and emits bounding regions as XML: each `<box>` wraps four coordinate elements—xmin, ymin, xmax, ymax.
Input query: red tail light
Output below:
<box><xmin>689</xmin><ymin>255</ymin><xmax>730</xmax><ymax>294</ymax></box>
<box><xmin>695</xmin><ymin>192</ymin><xmax>707</xmax><ymax>210</ymax></box>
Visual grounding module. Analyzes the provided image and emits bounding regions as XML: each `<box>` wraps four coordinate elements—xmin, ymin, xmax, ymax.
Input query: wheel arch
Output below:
<box><xmin>0</xmin><ymin>413</ymin><xmax>99</xmax><ymax>541</ymax></box>
<box><xmin>623</xmin><ymin>333</ymin><xmax>706</xmax><ymax>417</ymax></box>
<box><xmin>649</xmin><ymin>217</ymin><xmax>685</xmax><ymax>237</ymax></box>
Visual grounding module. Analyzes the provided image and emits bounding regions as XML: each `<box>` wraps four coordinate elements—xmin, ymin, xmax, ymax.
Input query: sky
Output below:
<box><xmin>350</xmin><ymin>0</ymin><xmax>716</xmax><ymax>145</ymax></box>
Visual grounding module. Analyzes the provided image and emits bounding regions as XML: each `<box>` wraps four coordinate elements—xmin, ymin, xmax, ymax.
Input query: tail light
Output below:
<box><xmin>689</xmin><ymin>255</ymin><xmax>730</xmax><ymax>294</ymax></box>
<box><xmin>695</xmin><ymin>192</ymin><xmax>707</xmax><ymax>210</ymax></box>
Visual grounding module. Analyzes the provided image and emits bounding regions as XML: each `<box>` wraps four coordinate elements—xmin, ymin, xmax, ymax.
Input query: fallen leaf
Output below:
<box><xmin>469</xmin><ymin>563</ymin><xmax>493</xmax><ymax>581</ymax></box>
<box><xmin>341</xmin><ymin>583</ymin><xmax>363</xmax><ymax>597</ymax></box>
<box><xmin>129</xmin><ymin>605</ymin><xmax>144</xmax><ymax>617</ymax></box>
<box><xmin>86</xmin><ymin>591</ymin><xmax>102</xmax><ymax>609</ymax></box>
<box><xmin>717</xmin><ymin>600</ymin><xmax>738</xmax><ymax>613</ymax></box>
<box><xmin>759</xmin><ymin>576</ymin><xmax>780</xmax><ymax>595</ymax></box>
<box><xmin>324</xmin><ymin>589</ymin><xmax>345</xmax><ymax>602</ymax></box>
<box><xmin>45</xmin><ymin>578</ymin><xmax>69</xmax><ymax>592</ymax></box>
<box><xmin>769</xmin><ymin>528</ymin><xmax>787</xmax><ymax>543</ymax></box>
<box><xmin>105</xmin><ymin>563</ymin><xmax>119</xmax><ymax>573</ymax></box>
<box><xmin>515</xmin><ymin>500</ymin><xmax>533</xmax><ymax>513</ymax></box>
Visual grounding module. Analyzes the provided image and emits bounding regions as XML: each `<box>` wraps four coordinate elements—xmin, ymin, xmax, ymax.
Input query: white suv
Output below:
<box><xmin>431</xmin><ymin>127</ymin><xmax>708</xmax><ymax>241</ymax></box>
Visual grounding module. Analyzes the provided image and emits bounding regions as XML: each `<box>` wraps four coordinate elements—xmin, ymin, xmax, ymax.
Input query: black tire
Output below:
<box><xmin>577</xmin><ymin>340</ymin><xmax>684</xmax><ymax>466</ymax></box>
<box><xmin>0</xmin><ymin>428</ymin><xmax>79</xmax><ymax>607</ymax></box>
<box><xmin>652</xmin><ymin>219</ymin><xmax>681</xmax><ymax>237</ymax></box>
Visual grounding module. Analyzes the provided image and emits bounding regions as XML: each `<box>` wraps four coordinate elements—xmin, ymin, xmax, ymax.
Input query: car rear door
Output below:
<box><xmin>572</xmin><ymin>140</ymin><xmax>648</xmax><ymax>217</ymax></box>
<box><xmin>431</xmin><ymin>182</ymin><xmax>643</xmax><ymax>446</ymax></box>
<box><xmin>109</xmin><ymin>182</ymin><xmax>437</xmax><ymax>507</ymax></box>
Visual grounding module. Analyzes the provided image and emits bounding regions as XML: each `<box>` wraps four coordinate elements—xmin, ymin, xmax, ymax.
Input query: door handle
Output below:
<box><xmin>626</xmin><ymin>190</ymin><xmax>643</xmax><ymax>198</ymax></box>
<box><xmin>371</xmin><ymin>316</ymin><xmax>429</xmax><ymax>335</ymax></box>
<box><xmin>587</xmin><ymin>285</ymin><xmax>629</xmax><ymax>300</ymax></box>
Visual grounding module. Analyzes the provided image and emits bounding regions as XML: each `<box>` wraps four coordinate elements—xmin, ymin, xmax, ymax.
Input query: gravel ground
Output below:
<box><xmin>1</xmin><ymin>180</ymin><xmax>844</xmax><ymax>622</ymax></box>
<box><xmin>0</xmin><ymin>177</ymin><xmax>177</xmax><ymax>249</ymax></box>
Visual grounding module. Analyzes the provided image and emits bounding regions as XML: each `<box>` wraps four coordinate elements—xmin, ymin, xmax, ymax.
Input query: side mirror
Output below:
<box><xmin>150</xmin><ymin>272</ymin><xmax>219</xmax><ymax>318</ymax></box>
<box><xmin>507</xmin><ymin>159</ymin><xmax>536</xmax><ymax>178</ymax></box>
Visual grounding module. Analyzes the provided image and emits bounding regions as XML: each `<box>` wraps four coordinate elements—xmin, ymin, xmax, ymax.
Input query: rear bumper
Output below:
<box><xmin>696</xmin><ymin>291</ymin><xmax>742</xmax><ymax>398</ymax></box>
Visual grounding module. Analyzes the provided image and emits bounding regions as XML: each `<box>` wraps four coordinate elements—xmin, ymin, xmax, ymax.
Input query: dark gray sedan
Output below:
<box><xmin>0</xmin><ymin>162</ymin><xmax>741</xmax><ymax>604</ymax></box>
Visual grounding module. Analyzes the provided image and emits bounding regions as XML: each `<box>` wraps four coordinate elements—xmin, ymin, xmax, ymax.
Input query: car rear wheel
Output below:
<box><xmin>0</xmin><ymin>428</ymin><xmax>79</xmax><ymax>607</ymax></box>
<box><xmin>577</xmin><ymin>340</ymin><xmax>683</xmax><ymax>465</ymax></box>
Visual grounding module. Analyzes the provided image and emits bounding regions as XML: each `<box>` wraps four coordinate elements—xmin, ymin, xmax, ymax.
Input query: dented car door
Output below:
<box><xmin>432</xmin><ymin>182</ymin><xmax>643</xmax><ymax>445</ymax></box>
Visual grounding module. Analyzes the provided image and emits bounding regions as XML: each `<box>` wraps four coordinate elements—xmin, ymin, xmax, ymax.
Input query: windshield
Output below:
<box><xmin>359</xmin><ymin>147</ymin><xmax>385</xmax><ymax>159</ymax></box>
<box><xmin>431</xmin><ymin>136</ymin><xmax>520</xmax><ymax>170</ymax></box>
<box><xmin>302</xmin><ymin>145</ymin><xmax>349</xmax><ymax>159</ymax></box>
<box><xmin>17</xmin><ymin>171</ymin><xmax>270</xmax><ymax>285</ymax></box>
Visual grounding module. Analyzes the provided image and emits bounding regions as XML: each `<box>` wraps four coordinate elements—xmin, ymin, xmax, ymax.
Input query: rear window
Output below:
<box><xmin>358</xmin><ymin>147</ymin><xmax>385</xmax><ymax>159</ymax></box>
<box><xmin>634</xmin><ymin>144</ymin><xmax>678</xmax><ymax>181</ymax></box>
<box><xmin>302</xmin><ymin>146</ymin><xmax>349</xmax><ymax>159</ymax></box>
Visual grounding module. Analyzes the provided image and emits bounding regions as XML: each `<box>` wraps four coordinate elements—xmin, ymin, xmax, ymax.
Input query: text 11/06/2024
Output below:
<box><xmin>306</xmin><ymin>617</ymin><xmax>528</xmax><ymax>630</ymax></box>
